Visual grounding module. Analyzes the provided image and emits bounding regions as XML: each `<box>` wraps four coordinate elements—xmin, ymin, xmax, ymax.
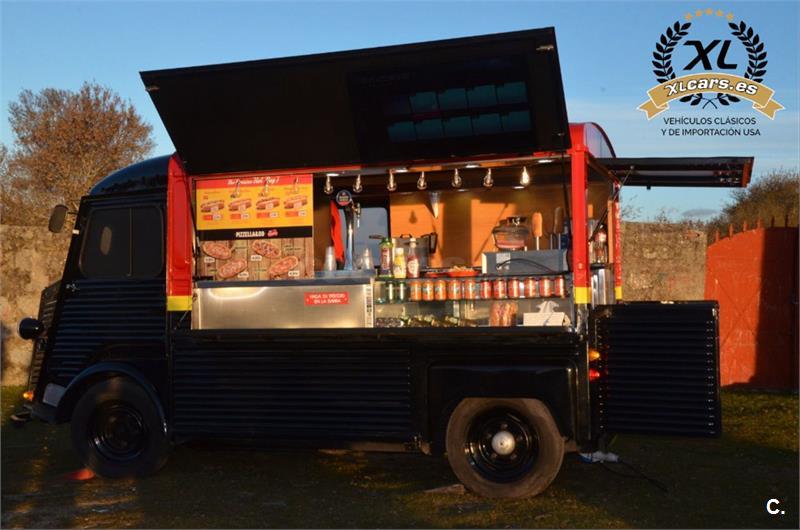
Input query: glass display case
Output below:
<box><xmin>374</xmin><ymin>275</ymin><xmax>574</xmax><ymax>328</ymax></box>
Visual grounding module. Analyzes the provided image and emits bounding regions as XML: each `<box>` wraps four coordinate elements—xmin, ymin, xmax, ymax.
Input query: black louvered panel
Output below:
<box><xmin>27</xmin><ymin>281</ymin><xmax>61</xmax><ymax>390</ymax></box>
<box><xmin>47</xmin><ymin>279</ymin><xmax>166</xmax><ymax>383</ymax></box>
<box><xmin>594</xmin><ymin>302</ymin><xmax>721</xmax><ymax>437</ymax></box>
<box><xmin>172</xmin><ymin>336</ymin><xmax>413</xmax><ymax>440</ymax></box>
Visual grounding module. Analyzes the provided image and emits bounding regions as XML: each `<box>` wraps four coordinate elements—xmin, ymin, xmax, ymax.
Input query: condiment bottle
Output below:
<box><xmin>406</xmin><ymin>237</ymin><xmax>420</xmax><ymax>278</ymax></box>
<box><xmin>379</xmin><ymin>237</ymin><xmax>393</xmax><ymax>278</ymax></box>
<box><xmin>393</xmin><ymin>247</ymin><xmax>407</xmax><ymax>279</ymax></box>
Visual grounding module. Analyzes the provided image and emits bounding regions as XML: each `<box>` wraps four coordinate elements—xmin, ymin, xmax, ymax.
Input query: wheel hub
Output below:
<box><xmin>491</xmin><ymin>430</ymin><xmax>516</xmax><ymax>455</ymax></box>
<box><xmin>465</xmin><ymin>408</ymin><xmax>539</xmax><ymax>483</ymax></box>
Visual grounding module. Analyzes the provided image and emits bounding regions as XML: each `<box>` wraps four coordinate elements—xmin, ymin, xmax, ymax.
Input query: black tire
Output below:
<box><xmin>70</xmin><ymin>377</ymin><xmax>169</xmax><ymax>478</ymax></box>
<box><xmin>445</xmin><ymin>398</ymin><xmax>564</xmax><ymax>498</ymax></box>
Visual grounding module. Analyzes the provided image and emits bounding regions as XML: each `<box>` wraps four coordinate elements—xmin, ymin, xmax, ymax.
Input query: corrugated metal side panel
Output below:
<box><xmin>27</xmin><ymin>281</ymin><xmax>61</xmax><ymax>390</ymax></box>
<box><xmin>171</xmin><ymin>334</ymin><xmax>413</xmax><ymax>440</ymax></box>
<box><xmin>594</xmin><ymin>302</ymin><xmax>721</xmax><ymax>437</ymax></box>
<box><xmin>47</xmin><ymin>279</ymin><xmax>166</xmax><ymax>383</ymax></box>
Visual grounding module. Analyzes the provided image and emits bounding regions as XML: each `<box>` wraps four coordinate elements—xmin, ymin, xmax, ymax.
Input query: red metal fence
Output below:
<box><xmin>705</xmin><ymin>223</ymin><xmax>798</xmax><ymax>388</ymax></box>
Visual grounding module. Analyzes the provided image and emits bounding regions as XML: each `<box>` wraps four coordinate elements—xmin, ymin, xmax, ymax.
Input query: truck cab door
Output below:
<box><xmin>44</xmin><ymin>197</ymin><xmax>167</xmax><ymax>387</ymax></box>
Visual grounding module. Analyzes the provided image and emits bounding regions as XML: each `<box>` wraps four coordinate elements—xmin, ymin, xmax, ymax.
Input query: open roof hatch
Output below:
<box><xmin>141</xmin><ymin>28</ymin><xmax>571</xmax><ymax>176</ymax></box>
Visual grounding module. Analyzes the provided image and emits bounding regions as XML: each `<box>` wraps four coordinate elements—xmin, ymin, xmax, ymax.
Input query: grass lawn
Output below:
<box><xmin>2</xmin><ymin>385</ymin><xmax>797</xmax><ymax>528</ymax></box>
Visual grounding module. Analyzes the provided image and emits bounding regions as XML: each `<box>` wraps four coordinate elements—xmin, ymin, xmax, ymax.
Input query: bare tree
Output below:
<box><xmin>706</xmin><ymin>169</ymin><xmax>799</xmax><ymax>238</ymax></box>
<box><xmin>1</xmin><ymin>82</ymin><xmax>155</xmax><ymax>225</ymax></box>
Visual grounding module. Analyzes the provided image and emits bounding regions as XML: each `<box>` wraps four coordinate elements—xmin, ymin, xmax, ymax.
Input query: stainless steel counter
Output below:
<box><xmin>192</xmin><ymin>278</ymin><xmax>374</xmax><ymax>330</ymax></box>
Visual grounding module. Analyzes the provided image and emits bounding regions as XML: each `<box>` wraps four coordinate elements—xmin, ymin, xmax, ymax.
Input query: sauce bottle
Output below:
<box><xmin>379</xmin><ymin>237</ymin><xmax>393</xmax><ymax>278</ymax></box>
<box><xmin>393</xmin><ymin>247</ymin><xmax>407</xmax><ymax>279</ymax></box>
<box><xmin>406</xmin><ymin>237</ymin><xmax>420</xmax><ymax>279</ymax></box>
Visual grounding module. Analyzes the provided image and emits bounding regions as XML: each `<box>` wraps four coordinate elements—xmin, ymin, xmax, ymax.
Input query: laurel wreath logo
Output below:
<box><xmin>651</xmin><ymin>18</ymin><xmax>768</xmax><ymax>109</ymax></box>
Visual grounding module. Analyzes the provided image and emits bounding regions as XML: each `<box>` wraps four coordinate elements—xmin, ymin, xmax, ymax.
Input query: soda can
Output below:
<box><xmin>409</xmin><ymin>280</ymin><xmax>422</xmax><ymax>302</ymax></box>
<box><xmin>447</xmin><ymin>279</ymin><xmax>462</xmax><ymax>300</ymax></box>
<box><xmin>421</xmin><ymin>279</ymin><xmax>435</xmax><ymax>301</ymax></box>
<box><xmin>386</xmin><ymin>281</ymin><xmax>396</xmax><ymax>303</ymax></box>
<box><xmin>479</xmin><ymin>280</ymin><xmax>493</xmax><ymax>300</ymax></box>
<box><xmin>508</xmin><ymin>278</ymin><xmax>522</xmax><ymax>299</ymax></box>
<box><xmin>396</xmin><ymin>281</ymin><xmax>407</xmax><ymax>302</ymax></box>
<box><xmin>524</xmin><ymin>277</ymin><xmax>539</xmax><ymax>298</ymax></box>
<box><xmin>492</xmin><ymin>278</ymin><xmax>507</xmax><ymax>299</ymax></box>
<box><xmin>540</xmin><ymin>277</ymin><xmax>553</xmax><ymax>297</ymax></box>
<box><xmin>464</xmin><ymin>278</ymin><xmax>478</xmax><ymax>300</ymax></box>
<box><xmin>434</xmin><ymin>278</ymin><xmax>448</xmax><ymax>301</ymax></box>
<box><xmin>554</xmin><ymin>276</ymin><xmax>566</xmax><ymax>298</ymax></box>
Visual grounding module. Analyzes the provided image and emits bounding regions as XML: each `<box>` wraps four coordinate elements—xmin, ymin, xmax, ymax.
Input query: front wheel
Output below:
<box><xmin>71</xmin><ymin>377</ymin><xmax>169</xmax><ymax>478</ymax></box>
<box><xmin>445</xmin><ymin>398</ymin><xmax>564</xmax><ymax>498</ymax></box>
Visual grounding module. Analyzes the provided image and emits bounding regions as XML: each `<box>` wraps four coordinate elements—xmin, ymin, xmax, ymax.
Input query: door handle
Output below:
<box><xmin>65</xmin><ymin>283</ymin><xmax>79</xmax><ymax>294</ymax></box>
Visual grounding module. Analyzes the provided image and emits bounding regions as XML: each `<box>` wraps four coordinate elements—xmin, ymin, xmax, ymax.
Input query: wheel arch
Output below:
<box><xmin>55</xmin><ymin>362</ymin><xmax>168</xmax><ymax>435</ymax></box>
<box><xmin>427</xmin><ymin>362</ymin><xmax>577</xmax><ymax>453</ymax></box>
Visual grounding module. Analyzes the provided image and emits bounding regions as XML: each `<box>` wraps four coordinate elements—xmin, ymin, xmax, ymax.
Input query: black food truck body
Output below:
<box><xmin>17</xmin><ymin>28</ymin><xmax>753</xmax><ymax>498</ymax></box>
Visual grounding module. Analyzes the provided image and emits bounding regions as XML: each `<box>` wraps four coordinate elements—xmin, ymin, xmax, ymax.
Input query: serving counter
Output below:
<box><xmin>192</xmin><ymin>277</ymin><xmax>374</xmax><ymax>330</ymax></box>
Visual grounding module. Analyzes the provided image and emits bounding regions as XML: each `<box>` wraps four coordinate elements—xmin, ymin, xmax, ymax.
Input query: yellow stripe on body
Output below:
<box><xmin>573</xmin><ymin>286</ymin><xmax>590</xmax><ymax>305</ymax></box>
<box><xmin>167</xmin><ymin>295</ymin><xmax>192</xmax><ymax>311</ymax></box>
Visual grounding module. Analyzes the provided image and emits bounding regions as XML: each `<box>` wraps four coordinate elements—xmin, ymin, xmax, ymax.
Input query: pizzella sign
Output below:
<box><xmin>639</xmin><ymin>8</ymin><xmax>783</xmax><ymax>120</ymax></box>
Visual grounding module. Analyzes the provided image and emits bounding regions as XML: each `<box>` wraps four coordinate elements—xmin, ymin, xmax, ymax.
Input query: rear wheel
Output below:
<box><xmin>445</xmin><ymin>398</ymin><xmax>564</xmax><ymax>498</ymax></box>
<box><xmin>71</xmin><ymin>377</ymin><xmax>169</xmax><ymax>478</ymax></box>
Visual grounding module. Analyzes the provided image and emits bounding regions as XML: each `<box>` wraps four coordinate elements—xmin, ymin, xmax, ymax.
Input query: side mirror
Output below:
<box><xmin>18</xmin><ymin>317</ymin><xmax>44</xmax><ymax>340</ymax></box>
<box><xmin>48</xmin><ymin>204</ymin><xmax>68</xmax><ymax>233</ymax></box>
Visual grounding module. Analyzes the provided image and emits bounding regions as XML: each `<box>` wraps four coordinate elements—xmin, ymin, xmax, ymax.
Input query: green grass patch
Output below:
<box><xmin>2</xmin><ymin>385</ymin><xmax>797</xmax><ymax>528</ymax></box>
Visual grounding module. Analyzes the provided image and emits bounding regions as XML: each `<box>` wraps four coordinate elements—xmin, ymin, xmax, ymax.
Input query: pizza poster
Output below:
<box><xmin>195</xmin><ymin>174</ymin><xmax>313</xmax><ymax>231</ymax></box>
<box><xmin>198</xmin><ymin>237</ymin><xmax>314</xmax><ymax>281</ymax></box>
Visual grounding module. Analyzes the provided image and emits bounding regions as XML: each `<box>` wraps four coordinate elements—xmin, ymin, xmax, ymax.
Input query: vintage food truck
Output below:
<box><xmin>17</xmin><ymin>28</ymin><xmax>752</xmax><ymax>498</ymax></box>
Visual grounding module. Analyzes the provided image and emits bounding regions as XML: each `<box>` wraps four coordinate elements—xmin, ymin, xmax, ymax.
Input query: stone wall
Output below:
<box><xmin>1</xmin><ymin>225</ymin><xmax>70</xmax><ymax>385</ymax></box>
<box><xmin>0</xmin><ymin>221</ymin><xmax>707</xmax><ymax>385</ymax></box>
<box><xmin>621</xmin><ymin>221</ymin><xmax>707</xmax><ymax>301</ymax></box>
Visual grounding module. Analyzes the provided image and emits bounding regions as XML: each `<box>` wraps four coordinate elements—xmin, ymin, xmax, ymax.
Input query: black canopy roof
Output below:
<box><xmin>141</xmin><ymin>28</ymin><xmax>570</xmax><ymax>176</ymax></box>
<box><xmin>597</xmin><ymin>157</ymin><xmax>753</xmax><ymax>188</ymax></box>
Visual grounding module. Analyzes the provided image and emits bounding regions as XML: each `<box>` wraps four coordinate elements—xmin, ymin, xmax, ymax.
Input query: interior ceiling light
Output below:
<box><xmin>353</xmin><ymin>174</ymin><xmax>363</xmax><ymax>194</ymax></box>
<box><xmin>520</xmin><ymin>166</ymin><xmax>531</xmax><ymax>186</ymax></box>
<box><xmin>387</xmin><ymin>169</ymin><xmax>397</xmax><ymax>192</ymax></box>
<box><xmin>416</xmin><ymin>171</ymin><xmax>427</xmax><ymax>191</ymax></box>
<box><xmin>451</xmin><ymin>168</ymin><xmax>462</xmax><ymax>188</ymax></box>
<box><xmin>326</xmin><ymin>172</ymin><xmax>340</xmax><ymax>176</ymax></box>
<box><xmin>465</xmin><ymin>163</ymin><xmax>480</xmax><ymax>168</ymax></box>
<box><xmin>537</xmin><ymin>159</ymin><xmax>554</xmax><ymax>164</ymax></box>
<box><xmin>483</xmin><ymin>168</ymin><xmax>494</xmax><ymax>188</ymax></box>
<box><xmin>324</xmin><ymin>174</ymin><xmax>334</xmax><ymax>195</ymax></box>
<box><xmin>394</xmin><ymin>168</ymin><xmax>409</xmax><ymax>173</ymax></box>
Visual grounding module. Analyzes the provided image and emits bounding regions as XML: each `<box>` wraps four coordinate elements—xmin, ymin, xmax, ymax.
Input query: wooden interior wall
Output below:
<box><xmin>390</xmin><ymin>182</ymin><xmax>610</xmax><ymax>267</ymax></box>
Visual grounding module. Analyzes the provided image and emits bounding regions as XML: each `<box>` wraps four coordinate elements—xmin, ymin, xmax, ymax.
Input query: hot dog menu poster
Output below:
<box><xmin>195</xmin><ymin>174</ymin><xmax>314</xmax><ymax>281</ymax></box>
<box><xmin>196</xmin><ymin>174</ymin><xmax>312</xmax><ymax>230</ymax></box>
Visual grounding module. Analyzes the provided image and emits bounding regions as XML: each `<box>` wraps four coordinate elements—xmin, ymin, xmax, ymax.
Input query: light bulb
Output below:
<box><xmin>416</xmin><ymin>171</ymin><xmax>427</xmax><ymax>190</ymax></box>
<box><xmin>520</xmin><ymin>166</ymin><xmax>531</xmax><ymax>186</ymax></box>
<box><xmin>324</xmin><ymin>174</ymin><xmax>333</xmax><ymax>195</ymax></box>
<box><xmin>353</xmin><ymin>174</ymin><xmax>363</xmax><ymax>193</ymax></box>
<box><xmin>483</xmin><ymin>168</ymin><xmax>493</xmax><ymax>188</ymax></box>
<box><xmin>451</xmin><ymin>168</ymin><xmax>462</xmax><ymax>188</ymax></box>
<box><xmin>387</xmin><ymin>169</ymin><xmax>397</xmax><ymax>192</ymax></box>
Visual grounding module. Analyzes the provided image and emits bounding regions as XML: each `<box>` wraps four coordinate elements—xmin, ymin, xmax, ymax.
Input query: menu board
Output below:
<box><xmin>195</xmin><ymin>174</ymin><xmax>314</xmax><ymax>281</ymax></box>
<box><xmin>196</xmin><ymin>174</ymin><xmax>312</xmax><ymax>231</ymax></box>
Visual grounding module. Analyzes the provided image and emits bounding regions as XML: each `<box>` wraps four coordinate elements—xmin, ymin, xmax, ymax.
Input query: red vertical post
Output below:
<box><xmin>167</xmin><ymin>154</ymin><xmax>193</xmax><ymax>311</ymax></box>
<box><xmin>613</xmin><ymin>183</ymin><xmax>623</xmax><ymax>300</ymax></box>
<box><xmin>571</xmin><ymin>150</ymin><xmax>590</xmax><ymax>305</ymax></box>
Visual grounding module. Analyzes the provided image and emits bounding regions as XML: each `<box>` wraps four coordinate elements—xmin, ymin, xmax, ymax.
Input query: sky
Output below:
<box><xmin>2</xmin><ymin>0</ymin><xmax>798</xmax><ymax>220</ymax></box>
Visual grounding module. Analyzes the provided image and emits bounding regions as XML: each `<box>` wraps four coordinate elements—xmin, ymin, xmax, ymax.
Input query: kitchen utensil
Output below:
<box><xmin>532</xmin><ymin>212</ymin><xmax>543</xmax><ymax>250</ymax></box>
<box><xmin>553</xmin><ymin>207</ymin><xmax>564</xmax><ymax>250</ymax></box>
